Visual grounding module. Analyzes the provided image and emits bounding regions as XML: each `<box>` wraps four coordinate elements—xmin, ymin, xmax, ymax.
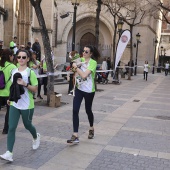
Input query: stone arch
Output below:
<box><xmin>62</xmin><ymin>12</ymin><xmax>114</xmax><ymax>43</ymax></box>
<box><xmin>79</xmin><ymin>32</ymin><xmax>96</xmax><ymax>52</ymax></box>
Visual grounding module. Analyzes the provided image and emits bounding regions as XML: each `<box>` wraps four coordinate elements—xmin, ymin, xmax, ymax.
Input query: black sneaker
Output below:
<box><xmin>88</xmin><ymin>130</ymin><xmax>94</xmax><ymax>139</ymax></box>
<box><xmin>2</xmin><ymin>130</ymin><xmax>8</xmax><ymax>135</ymax></box>
<box><xmin>67</xmin><ymin>135</ymin><xmax>79</xmax><ymax>144</ymax></box>
<box><xmin>37</xmin><ymin>95</ymin><xmax>43</xmax><ymax>99</ymax></box>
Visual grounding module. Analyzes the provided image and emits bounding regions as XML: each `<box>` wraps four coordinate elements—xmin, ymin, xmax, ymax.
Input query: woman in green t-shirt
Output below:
<box><xmin>0</xmin><ymin>49</ymin><xmax>16</xmax><ymax>134</ymax></box>
<box><xmin>67</xmin><ymin>45</ymin><xmax>100</xmax><ymax>144</ymax></box>
<box><xmin>0</xmin><ymin>50</ymin><xmax>40</xmax><ymax>162</ymax></box>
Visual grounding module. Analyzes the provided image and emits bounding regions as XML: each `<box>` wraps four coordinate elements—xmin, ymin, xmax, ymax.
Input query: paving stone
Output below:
<box><xmin>86</xmin><ymin>150</ymin><xmax>170</xmax><ymax>170</ymax></box>
<box><xmin>109</xmin><ymin>130</ymin><xmax>170</xmax><ymax>152</ymax></box>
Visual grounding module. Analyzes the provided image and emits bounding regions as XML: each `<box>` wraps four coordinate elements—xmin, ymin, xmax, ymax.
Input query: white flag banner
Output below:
<box><xmin>114</xmin><ymin>29</ymin><xmax>131</xmax><ymax>70</ymax></box>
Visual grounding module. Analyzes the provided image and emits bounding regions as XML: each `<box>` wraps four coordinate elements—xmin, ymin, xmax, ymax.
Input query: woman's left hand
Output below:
<box><xmin>17</xmin><ymin>78</ymin><xmax>26</xmax><ymax>86</ymax></box>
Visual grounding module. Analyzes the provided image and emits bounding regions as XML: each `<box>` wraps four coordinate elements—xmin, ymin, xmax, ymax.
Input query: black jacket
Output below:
<box><xmin>9</xmin><ymin>73</ymin><xmax>25</xmax><ymax>103</ymax></box>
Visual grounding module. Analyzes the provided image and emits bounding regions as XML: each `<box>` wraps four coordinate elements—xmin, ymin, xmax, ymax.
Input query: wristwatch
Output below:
<box><xmin>25</xmin><ymin>83</ymin><xmax>29</xmax><ymax>87</ymax></box>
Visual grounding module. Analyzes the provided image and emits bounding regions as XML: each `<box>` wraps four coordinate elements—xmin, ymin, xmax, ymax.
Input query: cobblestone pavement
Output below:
<box><xmin>0</xmin><ymin>73</ymin><xmax>170</xmax><ymax>170</ymax></box>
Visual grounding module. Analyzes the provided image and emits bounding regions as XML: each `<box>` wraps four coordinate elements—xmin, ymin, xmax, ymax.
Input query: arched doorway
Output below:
<box><xmin>79</xmin><ymin>32</ymin><xmax>96</xmax><ymax>54</ymax></box>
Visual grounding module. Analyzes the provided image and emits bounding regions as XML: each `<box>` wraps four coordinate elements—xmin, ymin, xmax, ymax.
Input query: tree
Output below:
<box><xmin>103</xmin><ymin>0</ymin><xmax>150</xmax><ymax>80</ymax></box>
<box><xmin>147</xmin><ymin>0</ymin><xmax>170</xmax><ymax>24</ymax></box>
<box><xmin>102</xmin><ymin>1</ymin><xmax>122</xmax><ymax>70</ymax></box>
<box><xmin>95</xmin><ymin>0</ymin><xmax>102</xmax><ymax>49</ymax></box>
<box><xmin>29</xmin><ymin>0</ymin><xmax>54</xmax><ymax>105</ymax></box>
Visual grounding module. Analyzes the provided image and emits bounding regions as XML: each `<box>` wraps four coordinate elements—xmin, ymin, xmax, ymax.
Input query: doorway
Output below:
<box><xmin>79</xmin><ymin>32</ymin><xmax>96</xmax><ymax>54</ymax></box>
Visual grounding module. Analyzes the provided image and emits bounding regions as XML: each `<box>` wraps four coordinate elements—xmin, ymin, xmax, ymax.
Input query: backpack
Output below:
<box><xmin>0</xmin><ymin>64</ymin><xmax>11</xmax><ymax>89</ymax></box>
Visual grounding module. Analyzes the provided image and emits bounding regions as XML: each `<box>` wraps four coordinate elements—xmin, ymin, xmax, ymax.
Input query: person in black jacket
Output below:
<box><xmin>106</xmin><ymin>57</ymin><xmax>111</xmax><ymax>78</ymax></box>
<box><xmin>32</xmin><ymin>38</ymin><xmax>41</xmax><ymax>61</ymax></box>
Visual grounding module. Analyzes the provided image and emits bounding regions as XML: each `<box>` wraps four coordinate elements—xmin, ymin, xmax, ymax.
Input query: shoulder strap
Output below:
<box><xmin>6</xmin><ymin>67</ymin><xmax>16</xmax><ymax>84</ymax></box>
<box><xmin>27</xmin><ymin>68</ymin><xmax>32</xmax><ymax>85</ymax></box>
<box><xmin>2</xmin><ymin>64</ymin><xmax>11</xmax><ymax>71</ymax></box>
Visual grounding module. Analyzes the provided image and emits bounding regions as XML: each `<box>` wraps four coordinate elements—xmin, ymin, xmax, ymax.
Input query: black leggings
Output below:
<box><xmin>144</xmin><ymin>71</ymin><xmax>148</xmax><ymax>80</ymax></box>
<box><xmin>73</xmin><ymin>88</ymin><xmax>95</xmax><ymax>132</ymax></box>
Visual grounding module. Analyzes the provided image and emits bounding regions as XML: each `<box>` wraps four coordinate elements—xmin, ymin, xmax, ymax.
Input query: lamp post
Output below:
<box><xmin>134</xmin><ymin>33</ymin><xmax>141</xmax><ymax>75</ymax></box>
<box><xmin>117</xmin><ymin>19</ymin><xmax>124</xmax><ymax>38</ymax></box>
<box><xmin>71</xmin><ymin>0</ymin><xmax>80</xmax><ymax>51</ymax></box>
<box><xmin>113</xmin><ymin>19</ymin><xmax>124</xmax><ymax>81</ymax></box>
<box><xmin>152</xmin><ymin>39</ymin><xmax>158</xmax><ymax>74</ymax></box>
<box><xmin>160</xmin><ymin>46</ymin><xmax>163</xmax><ymax>69</ymax></box>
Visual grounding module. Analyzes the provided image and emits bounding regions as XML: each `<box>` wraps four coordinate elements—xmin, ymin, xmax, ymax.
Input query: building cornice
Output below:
<box><xmin>32</xmin><ymin>27</ymin><xmax>53</xmax><ymax>33</ymax></box>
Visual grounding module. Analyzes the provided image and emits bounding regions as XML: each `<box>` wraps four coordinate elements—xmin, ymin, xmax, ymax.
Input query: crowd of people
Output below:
<box><xmin>0</xmin><ymin>40</ymin><xmax>103</xmax><ymax>162</ymax></box>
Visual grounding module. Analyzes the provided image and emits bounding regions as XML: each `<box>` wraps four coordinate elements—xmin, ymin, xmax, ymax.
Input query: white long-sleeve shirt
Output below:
<box><xmin>144</xmin><ymin>64</ymin><xmax>149</xmax><ymax>72</ymax></box>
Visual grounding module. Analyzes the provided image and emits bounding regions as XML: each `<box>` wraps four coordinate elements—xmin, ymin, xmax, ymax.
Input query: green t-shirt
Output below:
<box><xmin>43</xmin><ymin>61</ymin><xmax>47</xmax><ymax>70</ymax></box>
<box><xmin>0</xmin><ymin>61</ymin><xmax>17</xmax><ymax>97</ymax></box>
<box><xmin>76</xmin><ymin>58</ymin><xmax>97</xmax><ymax>93</ymax></box>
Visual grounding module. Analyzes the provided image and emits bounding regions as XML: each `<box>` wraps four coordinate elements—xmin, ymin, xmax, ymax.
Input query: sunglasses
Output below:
<box><xmin>83</xmin><ymin>50</ymin><xmax>89</xmax><ymax>54</ymax></box>
<box><xmin>17</xmin><ymin>56</ymin><xmax>27</xmax><ymax>59</ymax></box>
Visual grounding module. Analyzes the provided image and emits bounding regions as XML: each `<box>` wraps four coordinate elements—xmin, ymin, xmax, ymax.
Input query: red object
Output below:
<box><xmin>66</xmin><ymin>66</ymin><xmax>70</xmax><ymax>71</ymax></box>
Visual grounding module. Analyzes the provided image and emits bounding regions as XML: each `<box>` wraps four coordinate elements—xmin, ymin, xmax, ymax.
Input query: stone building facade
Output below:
<box><xmin>159</xmin><ymin>0</ymin><xmax>170</xmax><ymax>66</ymax></box>
<box><xmin>0</xmin><ymin>0</ymin><xmax>162</xmax><ymax>73</ymax></box>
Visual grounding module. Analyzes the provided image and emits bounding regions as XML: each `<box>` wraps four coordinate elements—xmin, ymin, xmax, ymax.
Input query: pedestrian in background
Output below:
<box><xmin>164</xmin><ymin>61</ymin><xmax>169</xmax><ymax>76</ymax></box>
<box><xmin>9</xmin><ymin>37</ymin><xmax>18</xmax><ymax>55</ymax></box>
<box><xmin>0</xmin><ymin>49</ymin><xmax>16</xmax><ymax>134</ymax></box>
<box><xmin>0</xmin><ymin>50</ymin><xmax>40</xmax><ymax>162</ymax></box>
<box><xmin>40</xmin><ymin>56</ymin><xmax>47</xmax><ymax>95</ymax></box>
<box><xmin>106</xmin><ymin>57</ymin><xmax>111</xmax><ymax>78</ymax></box>
<box><xmin>67</xmin><ymin>45</ymin><xmax>100</xmax><ymax>144</ymax></box>
<box><xmin>32</xmin><ymin>38</ymin><xmax>41</xmax><ymax>61</ymax></box>
<box><xmin>144</xmin><ymin>60</ymin><xmax>150</xmax><ymax>81</ymax></box>
<box><xmin>29</xmin><ymin>51</ymin><xmax>42</xmax><ymax>99</ymax></box>
<box><xmin>25</xmin><ymin>42</ymin><xmax>33</xmax><ymax>52</ymax></box>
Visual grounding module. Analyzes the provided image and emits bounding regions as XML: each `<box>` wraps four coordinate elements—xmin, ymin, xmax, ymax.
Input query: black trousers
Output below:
<box><xmin>37</xmin><ymin>78</ymin><xmax>42</xmax><ymax>96</ymax></box>
<box><xmin>165</xmin><ymin>69</ymin><xmax>168</xmax><ymax>76</ymax></box>
<box><xmin>43</xmin><ymin>77</ymin><xmax>47</xmax><ymax>95</ymax></box>
<box><xmin>73</xmin><ymin>88</ymin><xmax>95</xmax><ymax>132</ymax></box>
<box><xmin>144</xmin><ymin>71</ymin><xmax>148</xmax><ymax>81</ymax></box>
<box><xmin>0</xmin><ymin>97</ymin><xmax>9</xmax><ymax>132</ymax></box>
<box><xmin>68</xmin><ymin>74</ymin><xmax>73</xmax><ymax>93</ymax></box>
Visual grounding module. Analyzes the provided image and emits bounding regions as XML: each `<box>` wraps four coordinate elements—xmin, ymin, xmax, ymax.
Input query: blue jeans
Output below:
<box><xmin>73</xmin><ymin>88</ymin><xmax>95</xmax><ymax>132</ymax></box>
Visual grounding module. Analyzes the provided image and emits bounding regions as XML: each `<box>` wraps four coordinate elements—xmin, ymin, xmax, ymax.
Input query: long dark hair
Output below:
<box><xmin>0</xmin><ymin>48</ymin><xmax>14</xmax><ymax>67</ymax></box>
<box><xmin>84</xmin><ymin>45</ymin><xmax>101</xmax><ymax>62</ymax></box>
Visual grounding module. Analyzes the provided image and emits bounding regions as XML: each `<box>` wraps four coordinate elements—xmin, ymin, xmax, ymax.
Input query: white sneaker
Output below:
<box><xmin>32</xmin><ymin>133</ymin><xmax>40</xmax><ymax>150</ymax></box>
<box><xmin>0</xmin><ymin>151</ymin><xmax>13</xmax><ymax>162</ymax></box>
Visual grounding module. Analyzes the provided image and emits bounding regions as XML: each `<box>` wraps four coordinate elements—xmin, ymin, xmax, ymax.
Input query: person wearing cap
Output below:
<box><xmin>9</xmin><ymin>37</ymin><xmax>18</xmax><ymax>55</ymax></box>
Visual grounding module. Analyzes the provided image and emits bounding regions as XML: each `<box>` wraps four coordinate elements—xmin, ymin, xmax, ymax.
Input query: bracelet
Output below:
<box><xmin>25</xmin><ymin>83</ymin><xmax>29</xmax><ymax>87</ymax></box>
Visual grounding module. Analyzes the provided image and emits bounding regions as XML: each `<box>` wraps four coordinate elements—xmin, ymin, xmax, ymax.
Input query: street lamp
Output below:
<box><xmin>160</xmin><ymin>46</ymin><xmax>163</xmax><ymax>67</ymax></box>
<box><xmin>113</xmin><ymin>18</ymin><xmax>124</xmax><ymax>82</ymax></box>
<box><xmin>152</xmin><ymin>39</ymin><xmax>158</xmax><ymax>74</ymax></box>
<box><xmin>71</xmin><ymin>0</ymin><xmax>80</xmax><ymax>51</ymax></box>
<box><xmin>134</xmin><ymin>33</ymin><xmax>141</xmax><ymax>75</ymax></box>
<box><xmin>117</xmin><ymin>19</ymin><xmax>124</xmax><ymax>38</ymax></box>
